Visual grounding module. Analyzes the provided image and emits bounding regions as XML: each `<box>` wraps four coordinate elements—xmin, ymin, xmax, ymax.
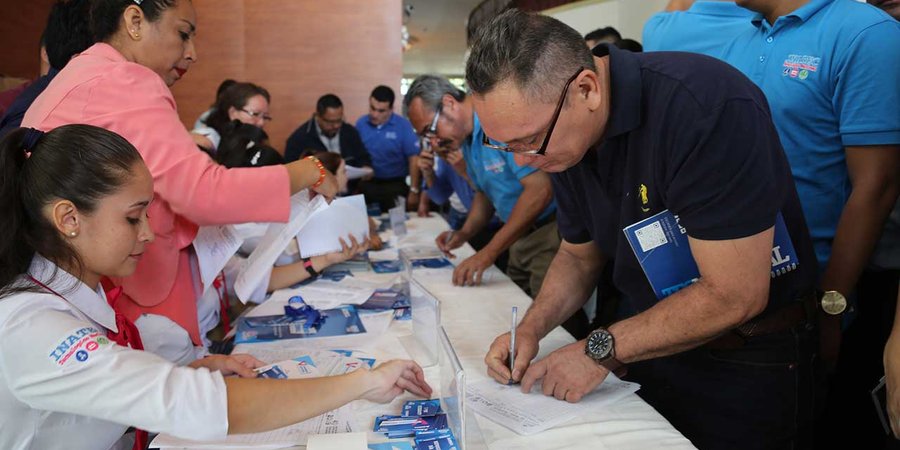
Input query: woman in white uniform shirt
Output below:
<box><xmin>0</xmin><ymin>125</ymin><xmax>431</xmax><ymax>450</ymax></box>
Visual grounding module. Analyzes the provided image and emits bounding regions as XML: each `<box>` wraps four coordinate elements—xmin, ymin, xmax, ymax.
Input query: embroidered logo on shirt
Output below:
<box><xmin>48</xmin><ymin>326</ymin><xmax>110</xmax><ymax>369</ymax></box>
<box><xmin>782</xmin><ymin>54</ymin><xmax>820</xmax><ymax>79</ymax></box>
<box><xmin>483</xmin><ymin>159</ymin><xmax>506</xmax><ymax>174</ymax></box>
<box><xmin>639</xmin><ymin>184</ymin><xmax>650</xmax><ymax>212</ymax></box>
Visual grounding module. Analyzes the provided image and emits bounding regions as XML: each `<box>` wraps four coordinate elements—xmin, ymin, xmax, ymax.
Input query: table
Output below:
<box><xmin>237</xmin><ymin>216</ymin><xmax>696</xmax><ymax>449</ymax></box>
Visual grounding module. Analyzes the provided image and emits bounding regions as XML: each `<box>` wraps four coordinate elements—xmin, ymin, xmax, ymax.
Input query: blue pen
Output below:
<box><xmin>509</xmin><ymin>306</ymin><xmax>517</xmax><ymax>384</ymax></box>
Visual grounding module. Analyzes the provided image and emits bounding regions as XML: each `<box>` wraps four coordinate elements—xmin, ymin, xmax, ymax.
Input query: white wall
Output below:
<box><xmin>544</xmin><ymin>0</ymin><xmax>670</xmax><ymax>43</ymax></box>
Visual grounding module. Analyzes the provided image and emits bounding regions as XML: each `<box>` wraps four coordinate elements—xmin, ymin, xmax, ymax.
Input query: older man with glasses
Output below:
<box><xmin>404</xmin><ymin>74</ymin><xmax>565</xmax><ymax>311</ymax></box>
<box><xmin>470</xmin><ymin>10</ymin><xmax>823</xmax><ymax>450</ymax></box>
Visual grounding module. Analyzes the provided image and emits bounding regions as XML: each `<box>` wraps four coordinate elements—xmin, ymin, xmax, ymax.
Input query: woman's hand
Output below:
<box><xmin>359</xmin><ymin>359</ymin><xmax>433</xmax><ymax>403</ymax></box>
<box><xmin>189</xmin><ymin>354</ymin><xmax>265</xmax><ymax>378</ymax></box>
<box><xmin>322</xmin><ymin>234</ymin><xmax>369</xmax><ymax>265</ymax></box>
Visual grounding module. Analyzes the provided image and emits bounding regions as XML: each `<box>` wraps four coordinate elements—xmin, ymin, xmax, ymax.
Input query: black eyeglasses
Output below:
<box><xmin>419</xmin><ymin>103</ymin><xmax>453</xmax><ymax>153</ymax></box>
<box><xmin>482</xmin><ymin>67</ymin><xmax>586</xmax><ymax>155</ymax></box>
<box><xmin>241</xmin><ymin>108</ymin><xmax>273</xmax><ymax>122</ymax></box>
<box><xmin>419</xmin><ymin>102</ymin><xmax>443</xmax><ymax>139</ymax></box>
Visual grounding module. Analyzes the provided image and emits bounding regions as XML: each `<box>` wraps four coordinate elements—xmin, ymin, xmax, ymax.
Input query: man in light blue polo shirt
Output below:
<box><xmin>719</xmin><ymin>0</ymin><xmax>900</xmax><ymax>294</ymax></box>
<box><xmin>356</xmin><ymin>85</ymin><xmax>421</xmax><ymax>213</ymax></box>
<box><xmin>718</xmin><ymin>1</ymin><xmax>900</xmax><ymax>444</ymax></box>
<box><xmin>404</xmin><ymin>74</ymin><xmax>559</xmax><ymax>298</ymax></box>
<box><xmin>642</xmin><ymin>1</ymin><xmax>756</xmax><ymax>56</ymax></box>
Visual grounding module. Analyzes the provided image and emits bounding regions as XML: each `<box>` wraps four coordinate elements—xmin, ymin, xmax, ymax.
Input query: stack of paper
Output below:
<box><xmin>297</xmin><ymin>194</ymin><xmax>369</xmax><ymax>258</ymax></box>
<box><xmin>151</xmin><ymin>351</ymin><xmax>369</xmax><ymax>449</ymax></box>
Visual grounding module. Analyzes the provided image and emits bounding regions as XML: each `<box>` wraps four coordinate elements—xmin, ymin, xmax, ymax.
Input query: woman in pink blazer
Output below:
<box><xmin>23</xmin><ymin>0</ymin><xmax>337</xmax><ymax>355</ymax></box>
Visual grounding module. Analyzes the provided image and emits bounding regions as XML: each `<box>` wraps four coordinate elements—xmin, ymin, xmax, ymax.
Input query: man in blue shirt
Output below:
<box><xmin>718</xmin><ymin>0</ymin><xmax>900</xmax><ymax>445</ymax></box>
<box><xmin>356</xmin><ymin>86</ymin><xmax>422</xmax><ymax>213</ymax></box>
<box><xmin>404</xmin><ymin>74</ymin><xmax>558</xmax><ymax>298</ymax></box>
<box><xmin>417</xmin><ymin>144</ymin><xmax>474</xmax><ymax>228</ymax></box>
<box><xmin>642</xmin><ymin>1</ymin><xmax>755</xmax><ymax>56</ymax></box>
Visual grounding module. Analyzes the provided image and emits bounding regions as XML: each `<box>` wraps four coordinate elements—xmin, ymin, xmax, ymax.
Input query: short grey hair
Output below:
<box><xmin>403</xmin><ymin>74</ymin><xmax>467</xmax><ymax>117</ymax></box>
<box><xmin>466</xmin><ymin>9</ymin><xmax>595</xmax><ymax>103</ymax></box>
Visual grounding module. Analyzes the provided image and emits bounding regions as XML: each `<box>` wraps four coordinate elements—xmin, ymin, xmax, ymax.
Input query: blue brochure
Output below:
<box><xmin>414</xmin><ymin>428</ymin><xmax>459</xmax><ymax>450</ymax></box>
<box><xmin>402</xmin><ymin>399</ymin><xmax>443</xmax><ymax>417</ymax></box>
<box><xmin>410</xmin><ymin>257</ymin><xmax>453</xmax><ymax>269</ymax></box>
<box><xmin>372</xmin><ymin>260</ymin><xmax>404</xmax><ymax>273</ymax></box>
<box><xmin>623</xmin><ymin>210</ymin><xmax>798</xmax><ymax>299</ymax></box>
<box><xmin>235</xmin><ymin>305</ymin><xmax>367</xmax><ymax>344</ymax></box>
<box><xmin>360</xmin><ymin>289</ymin><xmax>411</xmax><ymax>310</ymax></box>
<box><xmin>369</xmin><ymin>443</ymin><xmax>414</xmax><ymax>450</ymax></box>
<box><xmin>374</xmin><ymin>414</ymin><xmax>448</xmax><ymax>439</ymax></box>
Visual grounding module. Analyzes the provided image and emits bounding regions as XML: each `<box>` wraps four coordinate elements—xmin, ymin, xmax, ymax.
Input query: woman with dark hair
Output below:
<box><xmin>193</xmin><ymin>82</ymin><xmax>272</xmax><ymax>151</ymax></box>
<box><xmin>0</xmin><ymin>125</ymin><xmax>431</xmax><ymax>450</ymax></box>
<box><xmin>213</xmin><ymin>121</ymin><xmax>279</xmax><ymax>168</ymax></box>
<box><xmin>214</xmin><ymin>140</ymin><xmax>369</xmax><ymax>300</ymax></box>
<box><xmin>22</xmin><ymin>0</ymin><xmax>338</xmax><ymax>364</ymax></box>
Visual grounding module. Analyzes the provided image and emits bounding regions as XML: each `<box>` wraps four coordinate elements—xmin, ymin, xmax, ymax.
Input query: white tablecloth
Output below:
<box><xmin>236</xmin><ymin>216</ymin><xmax>696</xmax><ymax>449</ymax></box>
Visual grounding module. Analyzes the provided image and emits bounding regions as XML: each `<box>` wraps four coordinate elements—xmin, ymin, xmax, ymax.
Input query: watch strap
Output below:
<box><xmin>302</xmin><ymin>258</ymin><xmax>319</xmax><ymax>278</ymax></box>
<box><xmin>600</xmin><ymin>356</ymin><xmax>627</xmax><ymax>378</ymax></box>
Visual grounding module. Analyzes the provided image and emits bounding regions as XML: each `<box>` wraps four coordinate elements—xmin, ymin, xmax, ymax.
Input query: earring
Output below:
<box><xmin>69</xmin><ymin>231</ymin><xmax>77</xmax><ymax>237</ymax></box>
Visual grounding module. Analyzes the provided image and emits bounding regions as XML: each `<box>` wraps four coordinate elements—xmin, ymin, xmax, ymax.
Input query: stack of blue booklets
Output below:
<box><xmin>374</xmin><ymin>399</ymin><xmax>459</xmax><ymax>449</ymax></box>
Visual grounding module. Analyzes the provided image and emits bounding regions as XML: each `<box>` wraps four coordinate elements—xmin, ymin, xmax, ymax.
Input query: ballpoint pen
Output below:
<box><xmin>509</xmin><ymin>306</ymin><xmax>517</xmax><ymax>385</ymax></box>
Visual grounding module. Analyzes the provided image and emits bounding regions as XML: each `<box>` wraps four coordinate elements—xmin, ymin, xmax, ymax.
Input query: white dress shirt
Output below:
<box><xmin>0</xmin><ymin>255</ymin><xmax>229</xmax><ymax>450</ymax></box>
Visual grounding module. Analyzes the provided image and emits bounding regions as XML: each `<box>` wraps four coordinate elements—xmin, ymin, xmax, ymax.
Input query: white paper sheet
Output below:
<box><xmin>297</xmin><ymin>194</ymin><xmax>369</xmax><ymax>258</ymax></box>
<box><xmin>151</xmin><ymin>352</ymin><xmax>363</xmax><ymax>449</ymax></box>
<box><xmin>346</xmin><ymin>165</ymin><xmax>374</xmax><ymax>180</ymax></box>
<box><xmin>193</xmin><ymin>224</ymin><xmax>243</xmax><ymax>294</ymax></box>
<box><xmin>256</xmin><ymin>277</ymin><xmax>384</xmax><ymax>312</ymax></box>
<box><xmin>307</xmin><ymin>432</ymin><xmax>368</xmax><ymax>450</ymax></box>
<box><xmin>151</xmin><ymin>405</ymin><xmax>356</xmax><ymax>449</ymax></box>
<box><xmin>234</xmin><ymin>192</ymin><xmax>326</xmax><ymax>302</ymax></box>
<box><xmin>466</xmin><ymin>375</ymin><xmax>640</xmax><ymax>436</ymax></box>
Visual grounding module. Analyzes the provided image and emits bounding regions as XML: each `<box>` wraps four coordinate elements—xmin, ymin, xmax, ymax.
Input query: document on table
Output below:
<box><xmin>151</xmin><ymin>351</ymin><xmax>363</xmax><ymax>449</ymax></box>
<box><xmin>263</xmin><ymin>276</ymin><xmax>386</xmax><ymax>311</ymax></box>
<box><xmin>193</xmin><ymin>224</ymin><xmax>243</xmax><ymax>294</ymax></box>
<box><xmin>151</xmin><ymin>406</ymin><xmax>356</xmax><ymax>449</ymax></box>
<box><xmin>466</xmin><ymin>375</ymin><xmax>640</xmax><ymax>435</ymax></box>
<box><xmin>297</xmin><ymin>194</ymin><xmax>369</xmax><ymax>258</ymax></box>
<box><xmin>346</xmin><ymin>165</ymin><xmax>374</xmax><ymax>180</ymax></box>
<box><xmin>234</xmin><ymin>191</ymin><xmax>326</xmax><ymax>302</ymax></box>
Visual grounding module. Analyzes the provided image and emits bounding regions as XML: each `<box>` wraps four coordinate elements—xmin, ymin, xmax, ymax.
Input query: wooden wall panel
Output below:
<box><xmin>170</xmin><ymin>0</ymin><xmax>403</xmax><ymax>152</ymax></box>
<box><xmin>0</xmin><ymin>0</ymin><xmax>56</xmax><ymax>79</ymax></box>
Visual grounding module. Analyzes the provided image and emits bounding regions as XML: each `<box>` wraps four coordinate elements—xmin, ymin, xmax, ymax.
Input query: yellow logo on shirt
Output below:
<box><xmin>639</xmin><ymin>184</ymin><xmax>650</xmax><ymax>212</ymax></box>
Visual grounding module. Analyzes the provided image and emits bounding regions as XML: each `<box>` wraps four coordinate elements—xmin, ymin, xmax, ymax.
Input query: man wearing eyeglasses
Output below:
<box><xmin>471</xmin><ymin>10</ymin><xmax>821</xmax><ymax>449</ymax></box>
<box><xmin>404</xmin><ymin>74</ymin><xmax>561</xmax><ymax>302</ymax></box>
<box><xmin>284</xmin><ymin>93</ymin><xmax>373</xmax><ymax>175</ymax></box>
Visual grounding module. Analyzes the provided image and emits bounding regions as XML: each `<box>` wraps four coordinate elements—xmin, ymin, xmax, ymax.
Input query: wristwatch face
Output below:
<box><xmin>821</xmin><ymin>291</ymin><xmax>847</xmax><ymax>315</ymax></box>
<box><xmin>586</xmin><ymin>329</ymin><xmax>613</xmax><ymax>361</ymax></box>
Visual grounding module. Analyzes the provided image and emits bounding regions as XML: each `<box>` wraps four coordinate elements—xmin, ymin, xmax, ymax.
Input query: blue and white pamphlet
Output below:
<box><xmin>623</xmin><ymin>210</ymin><xmax>798</xmax><ymax>299</ymax></box>
<box><xmin>235</xmin><ymin>305</ymin><xmax>367</xmax><ymax>344</ymax></box>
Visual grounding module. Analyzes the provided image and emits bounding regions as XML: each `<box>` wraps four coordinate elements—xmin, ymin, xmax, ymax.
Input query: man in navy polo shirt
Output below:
<box><xmin>356</xmin><ymin>85</ymin><xmax>422</xmax><ymax>213</ymax></box>
<box><xmin>404</xmin><ymin>74</ymin><xmax>560</xmax><ymax>299</ymax></box>
<box><xmin>470</xmin><ymin>10</ymin><xmax>820</xmax><ymax>449</ymax></box>
<box><xmin>642</xmin><ymin>0</ymin><xmax>755</xmax><ymax>56</ymax></box>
